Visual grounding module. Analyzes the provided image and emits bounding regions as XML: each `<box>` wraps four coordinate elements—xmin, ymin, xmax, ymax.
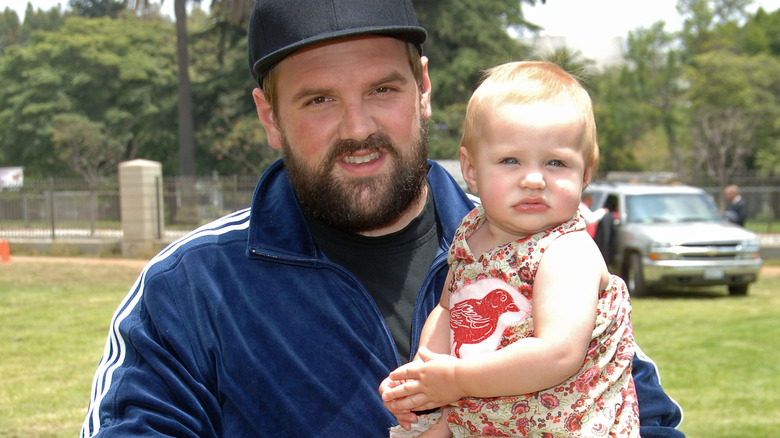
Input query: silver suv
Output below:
<box><xmin>586</xmin><ymin>182</ymin><xmax>762</xmax><ymax>295</ymax></box>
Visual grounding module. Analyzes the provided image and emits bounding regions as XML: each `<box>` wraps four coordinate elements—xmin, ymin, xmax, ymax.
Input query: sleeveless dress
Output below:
<box><xmin>445</xmin><ymin>205</ymin><xmax>639</xmax><ymax>437</ymax></box>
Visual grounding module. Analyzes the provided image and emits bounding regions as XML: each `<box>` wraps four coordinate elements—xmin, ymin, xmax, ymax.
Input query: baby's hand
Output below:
<box><xmin>383</xmin><ymin>347</ymin><xmax>463</xmax><ymax>412</ymax></box>
<box><xmin>379</xmin><ymin>376</ymin><xmax>418</xmax><ymax>430</ymax></box>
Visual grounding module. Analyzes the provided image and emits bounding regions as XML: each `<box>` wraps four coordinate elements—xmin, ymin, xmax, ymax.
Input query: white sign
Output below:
<box><xmin>0</xmin><ymin>167</ymin><xmax>23</xmax><ymax>188</ymax></box>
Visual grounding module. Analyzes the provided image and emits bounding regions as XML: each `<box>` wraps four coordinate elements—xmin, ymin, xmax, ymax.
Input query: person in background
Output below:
<box><xmin>724</xmin><ymin>184</ymin><xmax>748</xmax><ymax>226</ymax></box>
<box><xmin>381</xmin><ymin>61</ymin><xmax>639</xmax><ymax>437</ymax></box>
<box><xmin>580</xmin><ymin>192</ymin><xmax>609</xmax><ymax>224</ymax></box>
<box><xmin>80</xmin><ymin>0</ymin><xmax>684</xmax><ymax>436</ymax></box>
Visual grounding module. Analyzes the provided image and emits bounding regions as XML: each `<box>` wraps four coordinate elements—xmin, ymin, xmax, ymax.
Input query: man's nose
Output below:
<box><xmin>339</xmin><ymin>100</ymin><xmax>377</xmax><ymax>142</ymax></box>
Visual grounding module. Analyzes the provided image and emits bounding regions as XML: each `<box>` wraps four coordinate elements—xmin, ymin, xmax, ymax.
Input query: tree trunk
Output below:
<box><xmin>175</xmin><ymin>0</ymin><xmax>195</xmax><ymax>178</ymax></box>
<box><xmin>174</xmin><ymin>0</ymin><xmax>198</xmax><ymax>225</ymax></box>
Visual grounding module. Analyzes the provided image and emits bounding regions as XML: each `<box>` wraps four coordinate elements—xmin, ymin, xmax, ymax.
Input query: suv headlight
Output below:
<box><xmin>648</xmin><ymin>242</ymin><xmax>679</xmax><ymax>261</ymax></box>
<box><xmin>738</xmin><ymin>238</ymin><xmax>762</xmax><ymax>259</ymax></box>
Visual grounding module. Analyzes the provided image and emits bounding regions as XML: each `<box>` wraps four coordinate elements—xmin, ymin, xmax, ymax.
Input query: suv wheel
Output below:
<box><xmin>728</xmin><ymin>284</ymin><xmax>749</xmax><ymax>296</ymax></box>
<box><xmin>625</xmin><ymin>252</ymin><xmax>647</xmax><ymax>296</ymax></box>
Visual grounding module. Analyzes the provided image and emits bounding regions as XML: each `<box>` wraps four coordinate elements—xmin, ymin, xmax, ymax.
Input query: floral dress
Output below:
<box><xmin>445</xmin><ymin>205</ymin><xmax>639</xmax><ymax>437</ymax></box>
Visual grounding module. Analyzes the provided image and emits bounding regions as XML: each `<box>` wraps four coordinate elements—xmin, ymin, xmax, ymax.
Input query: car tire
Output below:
<box><xmin>728</xmin><ymin>284</ymin><xmax>749</xmax><ymax>296</ymax></box>
<box><xmin>625</xmin><ymin>252</ymin><xmax>647</xmax><ymax>296</ymax></box>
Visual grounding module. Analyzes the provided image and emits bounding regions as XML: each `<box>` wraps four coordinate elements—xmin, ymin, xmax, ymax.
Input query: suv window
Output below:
<box><xmin>625</xmin><ymin>193</ymin><xmax>719</xmax><ymax>224</ymax></box>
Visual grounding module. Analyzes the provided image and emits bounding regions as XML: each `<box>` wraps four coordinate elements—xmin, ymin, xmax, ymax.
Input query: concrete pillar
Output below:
<box><xmin>119</xmin><ymin>159</ymin><xmax>163</xmax><ymax>258</ymax></box>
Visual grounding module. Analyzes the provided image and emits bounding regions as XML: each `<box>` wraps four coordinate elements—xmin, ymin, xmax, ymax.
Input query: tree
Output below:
<box><xmin>128</xmin><ymin>0</ymin><xmax>198</xmax><ymax>179</ymax></box>
<box><xmin>685</xmin><ymin>50</ymin><xmax>780</xmax><ymax>188</ymax></box>
<box><xmin>0</xmin><ymin>8</ymin><xmax>22</xmax><ymax>53</ymax></box>
<box><xmin>413</xmin><ymin>0</ymin><xmax>541</xmax><ymax>159</ymax></box>
<box><xmin>0</xmin><ymin>15</ymin><xmax>177</xmax><ymax>177</ymax></box>
<box><xmin>677</xmin><ymin>0</ymin><xmax>752</xmax><ymax>56</ymax></box>
<box><xmin>173</xmin><ymin>0</ymin><xmax>196</xmax><ymax>178</ymax></box>
<box><xmin>69</xmin><ymin>0</ymin><xmax>125</xmax><ymax>18</ymax></box>
<box><xmin>51</xmin><ymin>113</ymin><xmax>127</xmax><ymax>234</ymax></box>
<box><xmin>742</xmin><ymin>7</ymin><xmax>780</xmax><ymax>56</ymax></box>
<box><xmin>622</xmin><ymin>22</ymin><xmax>686</xmax><ymax>174</ymax></box>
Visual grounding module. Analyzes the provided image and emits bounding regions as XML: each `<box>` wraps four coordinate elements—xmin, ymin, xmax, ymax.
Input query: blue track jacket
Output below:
<box><xmin>82</xmin><ymin>159</ymin><xmax>684</xmax><ymax>437</ymax></box>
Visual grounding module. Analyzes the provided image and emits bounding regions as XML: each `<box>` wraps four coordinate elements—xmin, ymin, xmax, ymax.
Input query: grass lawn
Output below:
<box><xmin>0</xmin><ymin>257</ymin><xmax>146</xmax><ymax>438</ymax></box>
<box><xmin>0</xmin><ymin>256</ymin><xmax>778</xmax><ymax>437</ymax></box>
<box><xmin>631</xmin><ymin>273</ymin><xmax>780</xmax><ymax>437</ymax></box>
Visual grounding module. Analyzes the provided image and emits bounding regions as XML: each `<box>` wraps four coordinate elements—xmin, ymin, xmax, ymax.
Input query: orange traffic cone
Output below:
<box><xmin>0</xmin><ymin>238</ymin><xmax>11</xmax><ymax>264</ymax></box>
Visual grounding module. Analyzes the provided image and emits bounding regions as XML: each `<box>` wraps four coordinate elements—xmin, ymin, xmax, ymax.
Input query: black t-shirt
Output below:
<box><xmin>303</xmin><ymin>189</ymin><xmax>441</xmax><ymax>362</ymax></box>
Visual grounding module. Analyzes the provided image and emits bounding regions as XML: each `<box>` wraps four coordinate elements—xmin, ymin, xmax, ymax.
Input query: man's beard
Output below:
<box><xmin>282</xmin><ymin>120</ymin><xmax>429</xmax><ymax>233</ymax></box>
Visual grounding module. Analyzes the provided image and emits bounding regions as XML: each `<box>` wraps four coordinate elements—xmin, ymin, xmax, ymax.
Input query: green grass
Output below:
<box><xmin>631</xmin><ymin>278</ymin><xmax>780</xmax><ymax>438</ymax></box>
<box><xmin>0</xmin><ymin>259</ymin><xmax>778</xmax><ymax>437</ymax></box>
<box><xmin>745</xmin><ymin>218</ymin><xmax>780</xmax><ymax>234</ymax></box>
<box><xmin>0</xmin><ymin>258</ymin><xmax>143</xmax><ymax>437</ymax></box>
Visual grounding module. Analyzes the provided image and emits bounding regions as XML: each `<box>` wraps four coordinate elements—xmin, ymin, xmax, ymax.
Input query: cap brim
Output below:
<box><xmin>252</xmin><ymin>26</ymin><xmax>426</xmax><ymax>84</ymax></box>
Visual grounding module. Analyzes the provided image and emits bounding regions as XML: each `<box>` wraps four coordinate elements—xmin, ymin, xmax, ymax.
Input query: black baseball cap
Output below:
<box><xmin>248</xmin><ymin>0</ymin><xmax>427</xmax><ymax>86</ymax></box>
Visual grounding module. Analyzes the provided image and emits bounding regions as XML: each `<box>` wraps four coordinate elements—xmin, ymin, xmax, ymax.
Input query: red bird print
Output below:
<box><xmin>450</xmin><ymin>289</ymin><xmax>520</xmax><ymax>358</ymax></box>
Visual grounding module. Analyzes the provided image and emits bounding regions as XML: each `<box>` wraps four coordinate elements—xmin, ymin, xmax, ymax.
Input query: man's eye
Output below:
<box><xmin>305</xmin><ymin>96</ymin><xmax>330</xmax><ymax>106</ymax></box>
<box><xmin>373</xmin><ymin>86</ymin><xmax>394</xmax><ymax>95</ymax></box>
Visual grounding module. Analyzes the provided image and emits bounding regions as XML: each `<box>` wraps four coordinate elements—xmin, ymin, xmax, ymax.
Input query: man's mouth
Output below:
<box><xmin>342</xmin><ymin>151</ymin><xmax>381</xmax><ymax>164</ymax></box>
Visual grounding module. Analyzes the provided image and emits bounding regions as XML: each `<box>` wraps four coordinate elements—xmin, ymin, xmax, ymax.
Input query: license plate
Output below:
<box><xmin>704</xmin><ymin>268</ymin><xmax>724</xmax><ymax>280</ymax></box>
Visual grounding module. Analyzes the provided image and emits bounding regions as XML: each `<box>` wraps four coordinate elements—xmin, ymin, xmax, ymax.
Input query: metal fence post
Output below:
<box><xmin>48</xmin><ymin>177</ymin><xmax>56</xmax><ymax>241</ymax></box>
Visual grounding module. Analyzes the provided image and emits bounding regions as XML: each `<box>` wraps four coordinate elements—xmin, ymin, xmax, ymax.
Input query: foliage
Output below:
<box><xmin>742</xmin><ymin>6</ymin><xmax>780</xmax><ymax>56</ymax></box>
<box><xmin>51</xmin><ymin>113</ymin><xmax>128</xmax><ymax>185</ymax></box>
<box><xmin>0</xmin><ymin>15</ymin><xmax>177</xmax><ymax>177</ymax></box>
<box><xmin>2</xmin><ymin>0</ymin><xmax>780</xmax><ymax>180</ymax></box>
<box><xmin>413</xmin><ymin>0</ymin><xmax>539</xmax><ymax>158</ymax></box>
<box><xmin>68</xmin><ymin>0</ymin><xmax>125</xmax><ymax>18</ymax></box>
<box><xmin>0</xmin><ymin>3</ymin><xmax>65</xmax><ymax>53</ymax></box>
<box><xmin>684</xmin><ymin>50</ymin><xmax>780</xmax><ymax>186</ymax></box>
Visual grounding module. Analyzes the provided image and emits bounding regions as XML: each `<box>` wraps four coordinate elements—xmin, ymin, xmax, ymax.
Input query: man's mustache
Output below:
<box><xmin>324</xmin><ymin>133</ymin><xmax>397</xmax><ymax>166</ymax></box>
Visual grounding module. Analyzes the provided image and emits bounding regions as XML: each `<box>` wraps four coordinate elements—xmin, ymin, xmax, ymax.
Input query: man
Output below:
<box><xmin>724</xmin><ymin>183</ymin><xmax>748</xmax><ymax>226</ymax></box>
<box><xmin>81</xmin><ymin>0</ymin><xmax>683</xmax><ymax>436</ymax></box>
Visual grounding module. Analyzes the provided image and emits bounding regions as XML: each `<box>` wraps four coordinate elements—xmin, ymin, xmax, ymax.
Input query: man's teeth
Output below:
<box><xmin>343</xmin><ymin>152</ymin><xmax>381</xmax><ymax>164</ymax></box>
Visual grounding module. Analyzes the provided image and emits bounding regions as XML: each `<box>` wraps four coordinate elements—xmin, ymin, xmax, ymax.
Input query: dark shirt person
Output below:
<box><xmin>724</xmin><ymin>184</ymin><xmax>747</xmax><ymax>226</ymax></box>
<box><xmin>80</xmin><ymin>0</ymin><xmax>684</xmax><ymax>436</ymax></box>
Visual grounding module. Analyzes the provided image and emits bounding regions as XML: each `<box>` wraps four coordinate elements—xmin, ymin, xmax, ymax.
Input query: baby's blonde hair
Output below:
<box><xmin>461</xmin><ymin>61</ymin><xmax>599</xmax><ymax>169</ymax></box>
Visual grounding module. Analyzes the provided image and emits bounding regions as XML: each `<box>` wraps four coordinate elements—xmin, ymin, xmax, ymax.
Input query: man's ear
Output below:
<box><xmin>419</xmin><ymin>56</ymin><xmax>432</xmax><ymax>120</ymax></box>
<box><xmin>252</xmin><ymin>88</ymin><xmax>283</xmax><ymax>151</ymax></box>
<box><xmin>459</xmin><ymin>146</ymin><xmax>478</xmax><ymax>195</ymax></box>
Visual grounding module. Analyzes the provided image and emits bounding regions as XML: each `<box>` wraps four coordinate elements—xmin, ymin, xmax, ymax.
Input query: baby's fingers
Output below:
<box><xmin>381</xmin><ymin>379</ymin><xmax>419</xmax><ymax>403</ymax></box>
<box><xmin>388</xmin><ymin>361</ymin><xmax>423</xmax><ymax>382</ymax></box>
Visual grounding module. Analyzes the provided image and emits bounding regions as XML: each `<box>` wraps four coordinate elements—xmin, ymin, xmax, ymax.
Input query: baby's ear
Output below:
<box><xmin>459</xmin><ymin>146</ymin><xmax>478</xmax><ymax>195</ymax></box>
<box><xmin>583</xmin><ymin>161</ymin><xmax>596</xmax><ymax>187</ymax></box>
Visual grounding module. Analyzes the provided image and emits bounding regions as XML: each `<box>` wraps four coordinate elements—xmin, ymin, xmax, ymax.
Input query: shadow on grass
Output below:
<box><xmin>635</xmin><ymin>286</ymin><xmax>735</xmax><ymax>300</ymax></box>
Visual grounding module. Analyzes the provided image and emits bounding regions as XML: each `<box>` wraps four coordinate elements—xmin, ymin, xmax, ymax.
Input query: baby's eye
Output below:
<box><xmin>548</xmin><ymin>159</ymin><xmax>565</xmax><ymax>167</ymax></box>
<box><xmin>501</xmin><ymin>158</ymin><xmax>519</xmax><ymax>165</ymax></box>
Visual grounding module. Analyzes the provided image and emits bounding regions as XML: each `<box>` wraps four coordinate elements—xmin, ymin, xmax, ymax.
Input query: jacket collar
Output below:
<box><xmin>246</xmin><ymin>159</ymin><xmax>475</xmax><ymax>259</ymax></box>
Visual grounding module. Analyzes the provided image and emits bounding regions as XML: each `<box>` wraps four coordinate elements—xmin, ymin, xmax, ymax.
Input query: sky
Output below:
<box><xmin>5</xmin><ymin>0</ymin><xmax>780</xmax><ymax>41</ymax></box>
<box><xmin>523</xmin><ymin>0</ymin><xmax>780</xmax><ymax>40</ymax></box>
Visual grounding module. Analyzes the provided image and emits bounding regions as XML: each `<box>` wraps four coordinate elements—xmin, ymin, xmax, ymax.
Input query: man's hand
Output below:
<box><xmin>381</xmin><ymin>347</ymin><xmax>465</xmax><ymax>412</ymax></box>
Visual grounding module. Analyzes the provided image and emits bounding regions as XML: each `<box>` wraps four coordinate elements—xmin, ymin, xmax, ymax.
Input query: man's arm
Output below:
<box><xmin>81</xmin><ymin>271</ymin><xmax>220</xmax><ymax>438</ymax></box>
<box><xmin>632</xmin><ymin>346</ymin><xmax>685</xmax><ymax>437</ymax></box>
